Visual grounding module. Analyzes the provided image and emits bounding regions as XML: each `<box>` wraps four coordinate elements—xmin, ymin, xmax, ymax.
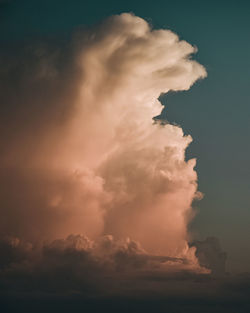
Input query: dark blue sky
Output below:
<box><xmin>1</xmin><ymin>0</ymin><xmax>250</xmax><ymax>272</ymax></box>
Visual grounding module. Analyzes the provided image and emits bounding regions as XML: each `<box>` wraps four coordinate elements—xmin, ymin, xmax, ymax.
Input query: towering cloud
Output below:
<box><xmin>0</xmin><ymin>13</ymin><xmax>206</xmax><ymax>264</ymax></box>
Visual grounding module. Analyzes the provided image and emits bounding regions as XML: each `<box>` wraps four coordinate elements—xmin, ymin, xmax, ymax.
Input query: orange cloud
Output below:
<box><xmin>0</xmin><ymin>13</ymin><xmax>206</xmax><ymax>267</ymax></box>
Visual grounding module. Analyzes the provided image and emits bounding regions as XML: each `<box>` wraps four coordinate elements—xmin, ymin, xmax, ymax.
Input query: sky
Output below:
<box><xmin>1</xmin><ymin>0</ymin><xmax>250</xmax><ymax>272</ymax></box>
<box><xmin>1</xmin><ymin>0</ymin><xmax>250</xmax><ymax>312</ymax></box>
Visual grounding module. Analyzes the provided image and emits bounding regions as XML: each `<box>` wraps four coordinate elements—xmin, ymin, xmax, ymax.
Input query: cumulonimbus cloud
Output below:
<box><xmin>0</xmin><ymin>13</ymin><xmax>206</xmax><ymax>268</ymax></box>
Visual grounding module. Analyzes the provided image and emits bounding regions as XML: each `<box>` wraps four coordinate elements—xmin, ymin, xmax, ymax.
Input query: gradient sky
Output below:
<box><xmin>1</xmin><ymin>0</ymin><xmax>250</xmax><ymax>272</ymax></box>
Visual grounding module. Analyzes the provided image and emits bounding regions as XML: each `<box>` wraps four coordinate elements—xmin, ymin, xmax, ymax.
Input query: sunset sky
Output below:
<box><xmin>1</xmin><ymin>1</ymin><xmax>250</xmax><ymax>312</ymax></box>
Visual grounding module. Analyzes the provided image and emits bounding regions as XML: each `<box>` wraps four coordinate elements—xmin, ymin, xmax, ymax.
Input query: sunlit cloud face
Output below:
<box><xmin>0</xmin><ymin>13</ymin><xmax>206</xmax><ymax>265</ymax></box>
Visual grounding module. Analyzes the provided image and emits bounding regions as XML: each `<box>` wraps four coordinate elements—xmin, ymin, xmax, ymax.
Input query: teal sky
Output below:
<box><xmin>1</xmin><ymin>0</ymin><xmax>250</xmax><ymax>272</ymax></box>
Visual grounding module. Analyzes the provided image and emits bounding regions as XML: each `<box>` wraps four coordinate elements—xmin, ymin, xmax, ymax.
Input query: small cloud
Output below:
<box><xmin>190</xmin><ymin>237</ymin><xmax>227</xmax><ymax>276</ymax></box>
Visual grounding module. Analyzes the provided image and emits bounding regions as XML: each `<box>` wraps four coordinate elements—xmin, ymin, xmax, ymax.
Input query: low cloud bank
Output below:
<box><xmin>0</xmin><ymin>235</ymin><xmax>249</xmax><ymax>313</ymax></box>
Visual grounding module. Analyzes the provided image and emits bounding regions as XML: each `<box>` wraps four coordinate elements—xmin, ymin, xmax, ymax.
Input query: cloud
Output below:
<box><xmin>0</xmin><ymin>234</ymin><xmax>205</xmax><ymax>297</ymax></box>
<box><xmin>191</xmin><ymin>237</ymin><xmax>227</xmax><ymax>275</ymax></box>
<box><xmin>0</xmin><ymin>235</ymin><xmax>249</xmax><ymax>313</ymax></box>
<box><xmin>0</xmin><ymin>13</ymin><xmax>206</xmax><ymax>260</ymax></box>
<box><xmin>0</xmin><ymin>13</ymin><xmax>224</xmax><ymax>310</ymax></box>
<box><xmin>0</xmin><ymin>237</ymin><xmax>32</xmax><ymax>270</ymax></box>
<box><xmin>0</xmin><ymin>13</ymin><xmax>249</xmax><ymax>313</ymax></box>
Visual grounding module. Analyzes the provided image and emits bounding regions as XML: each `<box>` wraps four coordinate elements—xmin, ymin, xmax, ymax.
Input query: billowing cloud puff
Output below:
<box><xmin>191</xmin><ymin>237</ymin><xmax>227</xmax><ymax>275</ymax></box>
